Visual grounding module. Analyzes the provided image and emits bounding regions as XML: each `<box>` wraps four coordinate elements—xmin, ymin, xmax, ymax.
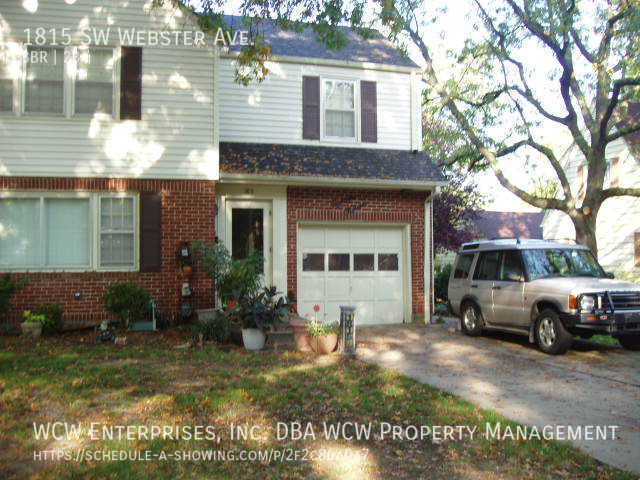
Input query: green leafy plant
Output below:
<box><xmin>193</xmin><ymin>240</ymin><xmax>263</xmax><ymax>305</ymax></box>
<box><xmin>22</xmin><ymin>310</ymin><xmax>48</xmax><ymax>325</ymax></box>
<box><xmin>35</xmin><ymin>302</ymin><xmax>65</xmax><ymax>335</ymax></box>
<box><xmin>103</xmin><ymin>282</ymin><xmax>151</xmax><ymax>328</ymax></box>
<box><xmin>308</xmin><ymin>320</ymin><xmax>340</xmax><ymax>337</ymax></box>
<box><xmin>434</xmin><ymin>263</ymin><xmax>453</xmax><ymax>304</ymax></box>
<box><xmin>237</xmin><ymin>286</ymin><xmax>290</xmax><ymax>332</ymax></box>
<box><xmin>0</xmin><ymin>274</ymin><xmax>26</xmax><ymax>320</ymax></box>
<box><xmin>191</xmin><ymin>309</ymin><xmax>231</xmax><ymax>343</ymax></box>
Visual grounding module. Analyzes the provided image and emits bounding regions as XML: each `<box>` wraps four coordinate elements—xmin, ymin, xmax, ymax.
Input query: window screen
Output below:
<box><xmin>100</xmin><ymin>197</ymin><xmax>135</xmax><ymax>267</ymax></box>
<box><xmin>25</xmin><ymin>46</ymin><xmax>64</xmax><ymax>114</ymax></box>
<box><xmin>75</xmin><ymin>48</ymin><xmax>114</xmax><ymax>114</ymax></box>
<box><xmin>324</xmin><ymin>80</ymin><xmax>355</xmax><ymax>138</ymax></box>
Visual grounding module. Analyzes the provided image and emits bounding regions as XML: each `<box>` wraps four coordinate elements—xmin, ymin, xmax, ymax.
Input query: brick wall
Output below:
<box><xmin>287</xmin><ymin>187</ymin><xmax>428</xmax><ymax>317</ymax></box>
<box><xmin>0</xmin><ymin>177</ymin><xmax>216</xmax><ymax>325</ymax></box>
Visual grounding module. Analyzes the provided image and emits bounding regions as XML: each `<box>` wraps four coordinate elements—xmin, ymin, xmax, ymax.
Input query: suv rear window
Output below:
<box><xmin>473</xmin><ymin>251</ymin><xmax>501</xmax><ymax>280</ymax></box>
<box><xmin>454</xmin><ymin>254</ymin><xmax>474</xmax><ymax>279</ymax></box>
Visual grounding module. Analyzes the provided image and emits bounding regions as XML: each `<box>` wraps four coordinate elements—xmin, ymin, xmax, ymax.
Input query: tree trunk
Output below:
<box><xmin>572</xmin><ymin>212</ymin><xmax>598</xmax><ymax>257</ymax></box>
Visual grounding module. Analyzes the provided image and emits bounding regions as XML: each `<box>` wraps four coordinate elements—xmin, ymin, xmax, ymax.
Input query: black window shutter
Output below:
<box><xmin>302</xmin><ymin>76</ymin><xmax>320</xmax><ymax>139</ymax></box>
<box><xmin>361</xmin><ymin>81</ymin><xmax>377</xmax><ymax>143</ymax></box>
<box><xmin>120</xmin><ymin>47</ymin><xmax>142</xmax><ymax>120</ymax></box>
<box><xmin>140</xmin><ymin>192</ymin><xmax>162</xmax><ymax>273</ymax></box>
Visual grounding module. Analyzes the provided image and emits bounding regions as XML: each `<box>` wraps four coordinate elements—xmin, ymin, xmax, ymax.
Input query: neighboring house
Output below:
<box><xmin>473</xmin><ymin>211</ymin><xmax>544</xmax><ymax>240</ymax></box>
<box><xmin>542</xmin><ymin>103</ymin><xmax>640</xmax><ymax>280</ymax></box>
<box><xmin>0</xmin><ymin>2</ymin><xmax>444</xmax><ymax>325</ymax></box>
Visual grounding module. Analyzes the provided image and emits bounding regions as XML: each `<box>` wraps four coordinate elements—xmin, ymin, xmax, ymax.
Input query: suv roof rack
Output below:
<box><xmin>458</xmin><ymin>238</ymin><xmax>589</xmax><ymax>252</ymax></box>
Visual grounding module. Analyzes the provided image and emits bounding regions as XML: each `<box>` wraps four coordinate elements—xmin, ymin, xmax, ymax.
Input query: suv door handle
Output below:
<box><xmin>492</xmin><ymin>286</ymin><xmax>502</xmax><ymax>290</ymax></box>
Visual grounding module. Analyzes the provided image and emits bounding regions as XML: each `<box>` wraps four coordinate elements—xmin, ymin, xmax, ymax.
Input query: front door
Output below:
<box><xmin>224</xmin><ymin>200</ymin><xmax>272</xmax><ymax>287</ymax></box>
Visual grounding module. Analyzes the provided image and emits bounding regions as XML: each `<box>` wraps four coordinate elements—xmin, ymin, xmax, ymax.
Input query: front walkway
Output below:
<box><xmin>357</xmin><ymin>322</ymin><xmax>640</xmax><ymax>475</ymax></box>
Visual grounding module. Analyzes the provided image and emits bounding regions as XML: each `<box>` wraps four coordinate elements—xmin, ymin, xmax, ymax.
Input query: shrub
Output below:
<box><xmin>35</xmin><ymin>302</ymin><xmax>65</xmax><ymax>335</ymax></box>
<box><xmin>193</xmin><ymin>241</ymin><xmax>263</xmax><ymax>305</ymax></box>
<box><xmin>191</xmin><ymin>309</ymin><xmax>230</xmax><ymax>343</ymax></box>
<box><xmin>0</xmin><ymin>275</ymin><xmax>25</xmax><ymax>320</ymax></box>
<box><xmin>308</xmin><ymin>320</ymin><xmax>340</xmax><ymax>337</ymax></box>
<box><xmin>434</xmin><ymin>263</ymin><xmax>453</xmax><ymax>304</ymax></box>
<box><xmin>103</xmin><ymin>282</ymin><xmax>151</xmax><ymax>328</ymax></box>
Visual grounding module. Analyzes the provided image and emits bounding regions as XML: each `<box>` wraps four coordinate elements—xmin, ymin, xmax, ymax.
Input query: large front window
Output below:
<box><xmin>323</xmin><ymin>79</ymin><xmax>356</xmax><ymax>139</ymax></box>
<box><xmin>522</xmin><ymin>248</ymin><xmax>605</xmax><ymax>280</ymax></box>
<box><xmin>0</xmin><ymin>194</ymin><xmax>137</xmax><ymax>270</ymax></box>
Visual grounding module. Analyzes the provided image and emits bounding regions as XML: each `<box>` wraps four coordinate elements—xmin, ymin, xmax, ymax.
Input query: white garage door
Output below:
<box><xmin>297</xmin><ymin>226</ymin><xmax>406</xmax><ymax>325</ymax></box>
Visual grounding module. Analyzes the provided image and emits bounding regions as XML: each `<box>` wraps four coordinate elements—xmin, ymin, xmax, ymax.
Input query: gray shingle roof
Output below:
<box><xmin>220</xmin><ymin>15</ymin><xmax>418</xmax><ymax>69</ymax></box>
<box><xmin>220</xmin><ymin>142</ymin><xmax>445</xmax><ymax>183</ymax></box>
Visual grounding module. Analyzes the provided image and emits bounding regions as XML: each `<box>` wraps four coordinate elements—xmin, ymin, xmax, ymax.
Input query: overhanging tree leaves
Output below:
<box><xmin>176</xmin><ymin>0</ymin><xmax>640</xmax><ymax>254</ymax></box>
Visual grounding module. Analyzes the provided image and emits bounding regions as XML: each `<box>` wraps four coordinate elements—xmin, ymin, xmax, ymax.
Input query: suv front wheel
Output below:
<box><xmin>461</xmin><ymin>303</ymin><xmax>484</xmax><ymax>336</ymax></box>
<box><xmin>535</xmin><ymin>309</ymin><xmax>573</xmax><ymax>355</ymax></box>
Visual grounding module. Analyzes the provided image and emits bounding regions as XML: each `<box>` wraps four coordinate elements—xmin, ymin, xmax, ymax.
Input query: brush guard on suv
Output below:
<box><xmin>567</xmin><ymin>291</ymin><xmax>640</xmax><ymax>337</ymax></box>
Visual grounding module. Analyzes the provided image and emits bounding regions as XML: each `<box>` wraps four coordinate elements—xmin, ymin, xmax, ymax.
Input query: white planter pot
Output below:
<box><xmin>242</xmin><ymin>328</ymin><xmax>266</xmax><ymax>350</ymax></box>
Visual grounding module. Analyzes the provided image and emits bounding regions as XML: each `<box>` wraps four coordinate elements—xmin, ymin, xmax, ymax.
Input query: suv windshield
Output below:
<box><xmin>522</xmin><ymin>248</ymin><xmax>605</xmax><ymax>280</ymax></box>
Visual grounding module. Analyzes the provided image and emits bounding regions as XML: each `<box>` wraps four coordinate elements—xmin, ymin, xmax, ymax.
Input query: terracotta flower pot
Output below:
<box><xmin>289</xmin><ymin>317</ymin><xmax>312</xmax><ymax>352</ymax></box>
<box><xmin>21</xmin><ymin>321</ymin><xmax>42</xmax><ymax>339</ymax></box>
<box><xmin>181</xmin><ymin>264</ymin><xmax>193</xmax><ymax>277</ymax></box>
<box><xmin>310</xmin><ymin>333</ymin><xmax>338</xmax><ymax>354</ymax></box>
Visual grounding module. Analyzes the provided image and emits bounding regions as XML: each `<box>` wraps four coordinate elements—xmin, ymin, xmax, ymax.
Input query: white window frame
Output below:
<box><xmin>0</xmin><ymin>191</ymin><xmax>138</xmax><ymax>272</ymax></box>
<box><xmin>320</xmin><ymin>77</ymin><xmax>359</xmax><ymax>143</ymax></box>
<box><xmin>12</xmin><ymin>45</ymin><xmax>119</xmax><ymax>119</ymax></box>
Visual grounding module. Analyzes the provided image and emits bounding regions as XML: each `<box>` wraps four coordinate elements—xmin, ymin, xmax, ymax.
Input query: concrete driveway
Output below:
<box><xmin>357</xmin><ymin>322</ymin><xmax>640</xmax><ymax>475</ymax></box>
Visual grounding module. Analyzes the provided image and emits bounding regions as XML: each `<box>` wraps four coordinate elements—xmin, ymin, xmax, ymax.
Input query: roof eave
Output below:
<box><xmin>219</xmin><ymin>172</ymin><xmax>446</xmax><ymax>190</ymax></box>
<box><xmin>219</xmin><ymin>51</ymin><xmax>420</xmax><ymax>73</ymax></box>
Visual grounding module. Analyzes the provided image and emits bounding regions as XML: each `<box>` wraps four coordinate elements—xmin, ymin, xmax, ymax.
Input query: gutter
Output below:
<box><xmin>219</xmin><ymin>172</ymin><xmax>447</xmax><ymax>191</ymax></box>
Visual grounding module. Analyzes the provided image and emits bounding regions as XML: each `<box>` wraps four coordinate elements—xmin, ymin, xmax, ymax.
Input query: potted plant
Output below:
<box><xmin>289</xmin><ymin>304</ymin><xmax>320</xmax><ymax>352</ymax></box>
<box><xmin>308</xmin><ymin>320</ymin><xmax>340</xmax><ymax>354</ymax></box>
<box><xmin>238</xmin><ymin>286</ymin><xmax>290</xmax><ymax>350</ymax></box>
<box><xmin>21</xmin><ymin>310</ymin><xmax>46</xmax><ymax>339</ymax></box>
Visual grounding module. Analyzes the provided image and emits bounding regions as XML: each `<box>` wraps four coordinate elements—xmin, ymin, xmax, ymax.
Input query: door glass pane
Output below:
<box><xmin>25</xmin><ymin>46</ymin><xmax>64</xmax><ymax>114</ymax></box>
<box><xmin>231</xmin><ymin>208</ymin><xmax>264</xmax><ymax>273</ymax></box>
<box><xmin>473</xmin><ymin>251</ymin><xmax>501</xmax><ymax>280</ymax></box>
<box><xmin>45</xmin><ymin>199</ymin><xmax>90</xmax><ymax>266</ymax></box>
<box><xmin>454</xmin><ymin>254</ymin><xmax>474</xmax><ymax>279</ymax></box>
<box><xmin>378</xmin><ymin>253</ymin><xmax>398</xmax><ymax>271</ymax></box>
<box><xmin>499</xmin><ymin>250</ymin><xmax>524</xmax><ymax>282</ymax></box>
<box><xmin>354</xmin><ymin>253</ymin><xmax>374</xmax><ymax>271</ymax></box>
<box><xmin>0</xmin><ymin>198</ymin><xmax>41</xmax><ymax>266</ymax></box>
<box><xmin>303</xmin><ymin>253</ymin><xmax>324</xmax><ymax>271</ymax></box>
<box><xmin>328</xmin><ymin>253</ymin><xmax>349</xmax><ymax>271</ymax></box>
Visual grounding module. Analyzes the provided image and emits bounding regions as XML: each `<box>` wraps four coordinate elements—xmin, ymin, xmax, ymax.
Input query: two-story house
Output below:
<box><xmin>542</xmin><ymin>103</ymin><xmax>640</xmax><ymax>281</ymax></box>
<box><xmin>0</xmin><ymin>1</ymin><xmax>445</xmax><ymax>326</ymax></box>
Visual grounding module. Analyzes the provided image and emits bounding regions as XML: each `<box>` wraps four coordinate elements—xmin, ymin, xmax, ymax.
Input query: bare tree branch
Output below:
<box><xmin>599</xmin><ymin>187</ymin><xmax>640</xmax><ymax>202</ymax></box>
<box><xmin>600</xmin><ymin>77</ymin><xmax>640</xmax><ymax>142</ymax></box>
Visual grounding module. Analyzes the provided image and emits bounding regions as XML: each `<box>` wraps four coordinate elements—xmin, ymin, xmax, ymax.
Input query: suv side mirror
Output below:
<box><xmin>604</xmin><ymin>271</ymin><xmax>615</xmax><ymax>279</ymax></box>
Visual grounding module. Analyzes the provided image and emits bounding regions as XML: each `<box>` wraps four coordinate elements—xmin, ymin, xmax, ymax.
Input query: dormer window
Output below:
<box><xmin>322</xmin><ymin>79</ymin><xmax>357</xmax><ymax>140</ymax></box>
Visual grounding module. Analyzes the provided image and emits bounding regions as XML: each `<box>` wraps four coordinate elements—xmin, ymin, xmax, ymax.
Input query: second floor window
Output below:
<box><xmin>75</xmin><ymin>47</ymin><xmax>115</xmax><ymax>115</ymax></box>
<box><xmin>25</xmin><ymin>46</ymin><xmax>65</xmax><ymax>115</ymax></box>
<box><xmin>323</xmin><ymin>79</ymin><xmax>356</xmax><ymax>139</ymax></box>
<box><xmin>0</xmin><ymin>53</ymin><xmax>13</xmax><ymax>112</ymax></box>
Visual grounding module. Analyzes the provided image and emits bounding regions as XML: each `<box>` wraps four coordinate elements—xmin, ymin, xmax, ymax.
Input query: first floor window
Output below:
<box><xmin>323</xmin><ymin>79</ymin><xmax>356</xmax><ymax>139</ymax></box>
<box><xmin>25</xmin><ymin>46</ymin><xmax>65</xmax><ymax>114</ymax></box>
<box><xmin>0</xmin><ymin>194</ymin><xmax>137</xmax><ymax>270</ymax></box>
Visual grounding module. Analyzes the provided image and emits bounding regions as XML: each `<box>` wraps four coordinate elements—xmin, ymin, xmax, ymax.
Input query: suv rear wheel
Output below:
<box><xmin>618</xmin><ymin>335</ymin><xmax>640</xmax><ymax>351</ymax></box>
<box><xmin>461</xmin><ymin>303</ymin><xmax>483</xmax><ymax>336</ymax></box>
<box><xmin>535</xmin><ymin>309</ymin><xmax>573</xmax><ymax>355</ymax></box>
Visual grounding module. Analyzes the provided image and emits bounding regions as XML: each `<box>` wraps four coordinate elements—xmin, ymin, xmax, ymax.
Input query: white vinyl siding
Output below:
<box><xmin>219</xmin><ymin>58</ymin><xmax>413</xmax><ymax>150</ymax></box>
<box><xmin>0</xmin><ymin>193</ymin><xmax>138</xmax><ymax>271</ymax></box>
<box><xmin>0</xmin><ymin>1</ymin><xmax>217</xmax><ymax>180</ymax></box>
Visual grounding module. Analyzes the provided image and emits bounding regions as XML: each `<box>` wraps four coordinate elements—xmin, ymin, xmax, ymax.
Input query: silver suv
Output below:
<box><xmin>448</xmin><ymin>239</ymin><xmax>640</xmax><ymax>354</ymax></box>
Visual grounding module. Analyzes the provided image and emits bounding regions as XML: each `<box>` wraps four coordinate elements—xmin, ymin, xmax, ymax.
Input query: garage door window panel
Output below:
<box><xmin>354</xmin><ymin>253</ymin><xmax>374</xmax><ymax>271</ymax></box>
<box><xmin>378</xmin><ymin>253</ymin><xmax>399</xmax><ymax>271</ymax></box>
<box><xmin>303</xmin><ymin>253</ymin><xmax>324</xmax><ymax>271</ymax></box>
<box><xmin>328</xmin><ymin>253</ymin><xmax>350</xmax><ymax>271</ymax></box>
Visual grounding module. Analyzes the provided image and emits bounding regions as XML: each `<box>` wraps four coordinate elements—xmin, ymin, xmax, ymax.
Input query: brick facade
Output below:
<box><xmin>287</xmin><ymin>187</ymin><xmax>428</xmax><ymax>318</ymax></box>
<box><xmin>0</xmin><ymin>177</ymin><xmax>216</xmax><ymax>325</ymax></box>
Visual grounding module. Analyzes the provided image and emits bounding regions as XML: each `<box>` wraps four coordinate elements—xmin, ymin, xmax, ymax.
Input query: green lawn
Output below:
<box><xmin>0</xmin><ymin>329</ymin><xmax>636</xmax><ymax>480</ymax></box>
